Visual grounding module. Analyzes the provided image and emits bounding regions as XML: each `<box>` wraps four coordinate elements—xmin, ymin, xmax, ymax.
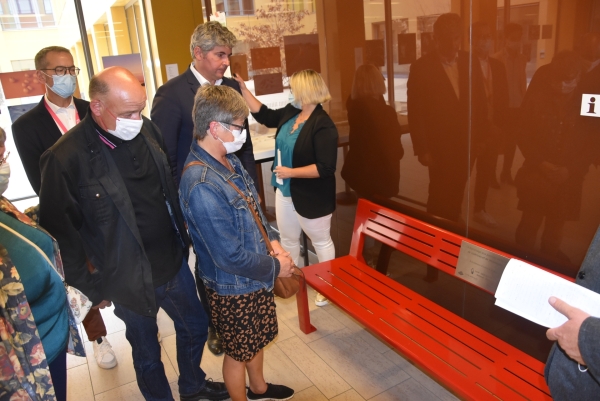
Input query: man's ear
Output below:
<box><xmin>194</xmin><ymin>47</ymin><xmax>204</xmax><ymax>61</ymax></box>
<box><xmin>36</xmin><ymin>70</ymin><xmax>48</xmax><ymax>86</ymax></box>
<box><xmin>90</xmin><ymin>99</ymin><xmax>103</xmax><ymax>117</ymax></box>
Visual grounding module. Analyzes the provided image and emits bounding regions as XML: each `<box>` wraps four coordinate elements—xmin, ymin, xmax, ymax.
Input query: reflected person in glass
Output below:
<box><xmin>233</xmin><ymin>69</ymin><xmax>338</xmax><ymax>307</ymax></box>
<box><xmin>341</xmin><ymin>63</ymin><xmax>403</xmax><ymax>201</ymax></box>
<box><xmin>514</xmin><ymin>51</ymin><xmax>591</xmax><ymax>263</ymax></box>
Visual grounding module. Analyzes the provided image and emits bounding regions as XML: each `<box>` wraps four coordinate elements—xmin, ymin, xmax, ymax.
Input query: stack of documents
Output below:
<box><xmin>495</xmin><ymin>259</ymin><xmax>600</xmax><ymax>328</ymax></box>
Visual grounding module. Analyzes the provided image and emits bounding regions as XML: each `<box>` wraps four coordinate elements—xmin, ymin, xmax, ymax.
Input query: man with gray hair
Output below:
<box><xmin>152</xmin><ymin>21</ymin><xmax>257</xmax><ymax>356</ymax></box>
<box><xmin>152</xmin><ymin>21</ymin><xmax>257</xmax><ymax>186</ymax></box>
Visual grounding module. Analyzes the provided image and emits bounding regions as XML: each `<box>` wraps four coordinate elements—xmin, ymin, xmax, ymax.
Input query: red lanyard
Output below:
<box><xmin>44</xmin><ymin>98</ymin><xmax>80</xmax><ymax>134</ymax></box>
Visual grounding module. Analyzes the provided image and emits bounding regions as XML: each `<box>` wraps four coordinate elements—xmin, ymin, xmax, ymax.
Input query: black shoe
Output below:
<box><xmin>206</xmin><ymin>326</ymin><xmax>224</xmax><ymax>356</ymax></box>
<box><xmin>180</xmin><ymin>379</ymin><xmax>229</xmax><ymax>401</ymax></box>
<box><xmin>247</xmin><ymin>383</ymin><xmax>294</xmax><ymax>400</ymax></box>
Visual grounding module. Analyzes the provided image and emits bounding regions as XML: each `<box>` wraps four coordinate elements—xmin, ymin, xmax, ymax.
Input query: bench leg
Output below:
<box><xmin>296</xmin><ymin>275</ymin><xmax>317</xmax><ymax>334</ymax></box>
<box><xmin>375</xmin><ymin>244</ymin><xmax>393</xmax><ymax>275</ymax></box>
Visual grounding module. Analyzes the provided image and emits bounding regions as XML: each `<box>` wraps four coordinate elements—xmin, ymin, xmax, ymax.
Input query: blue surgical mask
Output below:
<box><xmin>45</xmin><ymin>73</ymin><xmax>77</xmax><ymax>98</ymax></box>
<box><xmin>288</xmin><ymin>91</ymin><xmax>301</xmax><ymax>109</ymax></box>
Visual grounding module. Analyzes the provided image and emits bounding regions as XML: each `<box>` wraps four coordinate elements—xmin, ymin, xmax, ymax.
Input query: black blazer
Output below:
<box><xmin>12</xmin><ymin>96</ymin><xmax>89</xmax><ymax>195</ymax></box>
<box><xmin>39</xmin><ymin>114</ymin><xmax>189</xmax><ymax>316</ymax></box>
<box><xmin>151</xmin><ymin>66</ymin><xmax>257</xmax><ymax>186</ymax></box>
<box><xmin>487</xmin><ymin>57</ymin><xmax>510</xmax><ymax>129</ymax></box>
<box><xmin>252</xmin><ymin>104</ymin><xmax>338</xmax><ymax>219</ymax></box>
<box><xmin>407</xmin><ymin>50</ymin><xmax>488</xmax><ymax>162</ymax></box>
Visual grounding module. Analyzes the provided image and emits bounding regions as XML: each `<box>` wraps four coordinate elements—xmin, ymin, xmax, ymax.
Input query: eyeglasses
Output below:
<box><xmin>40</xmin><ymin>66</ymin><xmax>81</xmax><ymax>76</ymax></box>
<box><xmin>219</xmin><ymin>121</ymin><xmax>244</xmax><ymax>130</ymax></box>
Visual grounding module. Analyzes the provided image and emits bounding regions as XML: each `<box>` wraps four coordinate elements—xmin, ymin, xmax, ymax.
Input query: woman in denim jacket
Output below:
<box><xmin>179</xmin><ymin>85</ymin><xmax>295</xmax><ymax>401</ymax></box>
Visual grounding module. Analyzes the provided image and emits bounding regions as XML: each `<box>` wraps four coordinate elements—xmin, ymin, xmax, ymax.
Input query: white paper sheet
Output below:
<box><xmin>494</xmin><ymin>259</ymin><xmax>600</xmax><ymax>328</ymax></box>
<box><xmin>276</xmin><ymin>149</ymin><xmax>283</xmax><ymax>185</ymax></box>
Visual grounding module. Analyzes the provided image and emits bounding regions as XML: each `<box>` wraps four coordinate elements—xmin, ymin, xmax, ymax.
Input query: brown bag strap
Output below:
<box><xmin>182</xmin><ymin>160</ymin><xmax>275</xmax><ymax>255</ymax></box>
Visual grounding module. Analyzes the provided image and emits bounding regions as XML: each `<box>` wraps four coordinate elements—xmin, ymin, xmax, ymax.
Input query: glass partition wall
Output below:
<box><xmin>317</xmin><ymin>0</ymin><xmax>599</xmax><ymax>361</ymax></box>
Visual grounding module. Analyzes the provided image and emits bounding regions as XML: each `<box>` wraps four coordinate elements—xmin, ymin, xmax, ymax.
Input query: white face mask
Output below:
<box><xmin>0</xmin><ymin>162</ymin><xmax>10</xmax><ymax>195</ymax></box>
<box><xmin>107</xmin><ymin>116</ymin><xmax>144</xmax><ymax>141</ymax></box>
<box><xmin>218</xmin><ymin>122</ymin><xmax>246</xmax><ymax>154</ymax></box>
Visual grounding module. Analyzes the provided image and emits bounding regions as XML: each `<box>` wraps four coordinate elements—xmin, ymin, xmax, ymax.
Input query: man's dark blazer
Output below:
<box><xmin>407</xmin><ymin>50</ymin><xmax>488</xmax><ymax>161</ymax></box>
<box><xmin>407</xmin><ymin>50</ymin><xmax>488</xmax><ymax>220</ymax></box>
<box><xmin>151</xmin><ymin>66</ymin><xmax>258</xmax><ymax>186</ymax></box>
<box><xmin>12</xmin><ymin>96</ymin><xmax>89</xmax><ymax>195</ymax></box>
<box><xmin>488</xmin><ymin>57</ymin><xmax>510</xmax><ymax>129</ymax></box>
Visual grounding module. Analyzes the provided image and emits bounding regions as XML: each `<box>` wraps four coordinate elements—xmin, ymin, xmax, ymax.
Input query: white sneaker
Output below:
<box><xmin>315</xmin><ymin>293</ymin><xmax>329</xmax><ymax>307</ymax></box>
<box><xmin>474</xmin><ymin>210</ymin><xmax>497</xmax><ymax>227</ymax></box>
<box><xmin>93</xmin><ymin>337</ymin><xmax>118</xmax><ymax>369</ymax></box>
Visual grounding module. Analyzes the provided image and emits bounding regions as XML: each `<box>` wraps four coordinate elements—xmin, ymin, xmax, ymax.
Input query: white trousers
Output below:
<box><xmin>275</xmin><ymin>189</ymin><xmax>335</xmax><ymax>266</ymax></box>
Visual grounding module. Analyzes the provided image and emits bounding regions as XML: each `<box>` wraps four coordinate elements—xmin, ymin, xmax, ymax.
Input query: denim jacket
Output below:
<box><xmin>179</xmin><ymin>141</ymin><xmax>281</xmax><ymax>295</ymax></box>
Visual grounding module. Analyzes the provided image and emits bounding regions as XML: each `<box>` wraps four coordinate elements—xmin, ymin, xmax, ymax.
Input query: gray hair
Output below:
<box><xmin>190</xmin><ymin>21</ymin><xmax>237</xmax><ymax>59</ymax></box>
<box><xmin>192</xmin><ymin>84</ymin><xmax>248</xmax><ymax>141</ymax></box>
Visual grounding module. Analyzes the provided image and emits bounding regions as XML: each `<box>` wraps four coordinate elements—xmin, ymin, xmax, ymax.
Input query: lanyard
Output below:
<box><xmin>44</xmin><ymin>98</ymin><xmax>80</xmax><ymax>134</ymax></box>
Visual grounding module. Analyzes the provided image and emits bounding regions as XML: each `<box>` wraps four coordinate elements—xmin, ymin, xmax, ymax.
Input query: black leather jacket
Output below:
<box><xmin>39</xmin><ymin>113</ymin><xmax>190</xmax><ymax>316</ymax></box>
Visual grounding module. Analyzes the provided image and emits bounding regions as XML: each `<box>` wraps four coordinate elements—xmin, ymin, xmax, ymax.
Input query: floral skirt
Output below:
<box><xmin>206</xmin><ymin>287</ymin><xmax>278</xmax><ymax>362</ymax></box>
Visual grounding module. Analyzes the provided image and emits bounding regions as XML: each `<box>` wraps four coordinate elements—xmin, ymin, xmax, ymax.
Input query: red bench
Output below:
<box><xmin>296</xmin><ymin>199</ymin><xmax>572</xmax><ymax>401</ymax></box>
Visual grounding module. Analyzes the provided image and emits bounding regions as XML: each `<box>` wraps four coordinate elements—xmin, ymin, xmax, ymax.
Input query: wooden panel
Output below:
<box><xmin>284</xmin><ymin>33</ymin><xmax>321</xmax><ymax>76</ymax></box>
<box><xmin>251</xmin><ymin>47</ymin><xmax>281</xmax><ymax>70</ymax></box>
<box><xmin>253</xmin><ymin>73</ymin><xmax>283</xmax><ymax>95</ymax></box>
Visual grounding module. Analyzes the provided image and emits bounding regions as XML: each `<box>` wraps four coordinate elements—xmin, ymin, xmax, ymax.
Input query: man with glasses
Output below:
<box><xmin>151</xmin><ymin>21</ymin><xmax>258</xmax><ymax>356</ymax></box>
<box><xmin>12</xmin><ymin>46</ymin><xmax>118</xmax><ymax>370</ymax></box>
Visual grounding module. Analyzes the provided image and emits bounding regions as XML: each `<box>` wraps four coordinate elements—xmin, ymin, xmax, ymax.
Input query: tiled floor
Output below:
<box><xmin>67</xmin><ymin>276</ymin><xmax>459</xmax><ymax>401</ymax></box>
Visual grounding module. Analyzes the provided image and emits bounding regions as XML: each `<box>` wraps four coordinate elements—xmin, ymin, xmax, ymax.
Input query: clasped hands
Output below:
<box><xmin>271</xmin><ymin>240</ymin><xmax>294</xmax><ymax>278</ymax></box>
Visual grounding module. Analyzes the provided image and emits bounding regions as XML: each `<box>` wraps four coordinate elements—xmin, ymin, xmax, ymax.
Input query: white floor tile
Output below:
<box><xmin>308</xmin><ymin>328</ymin><xmax>409</xmax><ymax>399</ymax></box>
<box><xmin>94</xmin><ymin>381</ymin><xmax>145</xmax><ymax>401</ymax></box>
<box><xmin>261</xmin><ymin>343</ymin><xmax>313</xmax><ymax>393</ymax></box>
<box><xmin>292</xmin><ymin>385</ymin><xmax>328</xmax><ymax>401</ymax></box>
<box><xmin>331</xmin><ymin>389</ymin><xmax>366</xmax><ymax>401</ymax></box>
<box><xmin>66</xmin><ymin>364</ymin><xmax>94</xmax><ymax>401</ymax></box>
<box><xmin>278</xmin><ymin>336</ymin><xmax>351</xmax><ymax>398</ymax></box>
<box><xmin>162</xmin><ymin>332</ymin><xmax>225</xmax><ymax>382</ymax></box>
<box><xmin>66</xmin><ymin>351</ymin><xmax>87</xmax><ymax>369</ymax></box>
<box><xmin>369</xmin><ymin>378</ymin><xmax>441</xmax><ymax>401</ymax></box>
<box><xmin>157</xmin><ymin>307</ymin><xmax>176</xmax><ymax>338</ymax></box>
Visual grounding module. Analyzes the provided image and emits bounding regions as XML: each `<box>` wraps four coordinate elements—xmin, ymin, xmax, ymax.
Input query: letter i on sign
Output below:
<box><xmin>581</xmin><ymin>94</ymin><xmax>600</xmax><ymax>117</ymax></box>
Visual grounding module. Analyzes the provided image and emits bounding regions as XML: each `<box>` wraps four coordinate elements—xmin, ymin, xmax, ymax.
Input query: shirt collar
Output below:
<box><xmin>440</xmin><ymin>54</ymin><xmax>458</xmax><ymax>67</ymax></box>
<box><xmin>190</xmin><ymin>63</ymin><xmax>223</xmax><ymax>86</ymax></box>
<box><xmin>45</xmin><ymin>94</ymin><xmax>75</xmax><ymax>112</ymax></box>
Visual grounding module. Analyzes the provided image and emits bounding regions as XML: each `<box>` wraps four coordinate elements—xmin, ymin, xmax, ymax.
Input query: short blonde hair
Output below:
<box><xmin>351</xmin><ymin>64</ymin><xmax>386</xmax><ymax>99</ymax></box>
<box><xmin>290</xmin><ymin>70</ymin><xmax>331</xmax><ymax>106</ymax></box>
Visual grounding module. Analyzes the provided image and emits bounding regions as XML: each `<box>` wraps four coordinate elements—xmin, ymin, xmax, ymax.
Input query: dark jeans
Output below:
<box><xmin>48</xmin><ymin>349</ymin><xmax>66</xmax><ymax>401</ymax></box>
<box><xmin>114</xmin><ymin>260</ymin><xmax>209</xmax><ymax>401</ymax></box>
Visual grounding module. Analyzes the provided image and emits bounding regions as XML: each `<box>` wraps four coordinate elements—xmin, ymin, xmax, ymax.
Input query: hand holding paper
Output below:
<box><xmin>495</xmin><ymin>259</ymin><xmax>600</xmax><ymax>328</ymax></box>
<box><xmin>546</xmin><ymin>297</ymin><xmax>589</xmax><ymax>365</ymax></box>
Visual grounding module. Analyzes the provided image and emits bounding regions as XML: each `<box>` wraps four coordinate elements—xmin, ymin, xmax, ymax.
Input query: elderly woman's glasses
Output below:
<box><xmin>219</xmin><ymin>122</ymin><xmax>244</xmax><ymax>130</ymax></box>
<box><xmin>41</xmin><ymin>66</ymin><xmax>81</xmax><ymax>76</ymax></box>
